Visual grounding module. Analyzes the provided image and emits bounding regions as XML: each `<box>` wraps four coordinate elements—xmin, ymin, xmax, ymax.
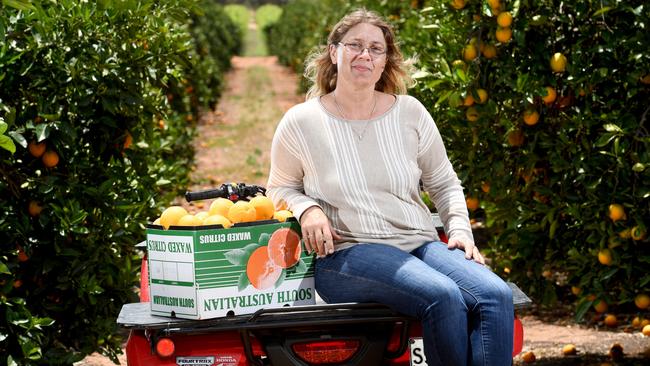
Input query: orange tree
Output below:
<box><xmin>266</xmin><ymin>0</ymin><xmax>649</xmax><ymax>317</ymax></box>
<box><xmin>0</xmin><ymin>0</ymin><xmax>239</xmax><ymax>364</ymax></box>
<box><xmin>395</xmin><ymin>0</ymin><xmax>649</xmax><ymax>317</ymax></box>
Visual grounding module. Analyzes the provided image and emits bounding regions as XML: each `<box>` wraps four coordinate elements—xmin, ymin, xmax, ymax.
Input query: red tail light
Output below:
<box><xmin>292</xmin><ymin>340</ymin><xmax>360</xmax><ymax>364</ymax></box>
<box><xmin>155</xmin><ymin>337</ymin><xmax>175</xmax><ymax>357</ymax></box>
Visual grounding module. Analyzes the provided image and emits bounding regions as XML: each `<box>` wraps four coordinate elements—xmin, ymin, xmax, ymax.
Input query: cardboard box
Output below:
<box><xmin>146</xmin><ymin>218</ymin><xmax>315</xmax><ymax>320</ymax></box>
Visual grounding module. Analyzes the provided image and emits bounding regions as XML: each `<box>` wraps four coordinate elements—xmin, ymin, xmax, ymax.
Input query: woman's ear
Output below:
<box><xmin>329</xmin><ymin>44</ymin><xmax>339</xmax><ymax>65</ymax></box>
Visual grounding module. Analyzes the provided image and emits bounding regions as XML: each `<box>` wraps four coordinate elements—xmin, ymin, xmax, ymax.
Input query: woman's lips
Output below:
<box><xmin>352</xmin><ymin>65</ymin><xmax>372</xmax><ymax>72</ymax></box>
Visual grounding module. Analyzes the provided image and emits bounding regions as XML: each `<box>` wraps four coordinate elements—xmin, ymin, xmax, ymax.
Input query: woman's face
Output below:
<box><xmin>330</xmin><ymin>22</ymin><xmax>387</xmax><ymax>89</ymax></box>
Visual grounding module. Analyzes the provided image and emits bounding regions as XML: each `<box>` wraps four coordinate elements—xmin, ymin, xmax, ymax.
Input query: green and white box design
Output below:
<box><xmin>147</xmin><ymin>219</ymin><xmax>315</xmax><ymax>320</ymax></box>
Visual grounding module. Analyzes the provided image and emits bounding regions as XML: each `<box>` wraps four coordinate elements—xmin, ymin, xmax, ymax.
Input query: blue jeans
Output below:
<box><xmin>314</xmin><ymin>242</ymin><xmax>514</xmax><ymax>366</ymax></box>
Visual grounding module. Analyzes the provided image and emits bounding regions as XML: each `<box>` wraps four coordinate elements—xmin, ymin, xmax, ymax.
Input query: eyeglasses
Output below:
<box><xmin>338</xmin><ymin>42</ymin><xmax>387</xmax><ymax>57</ymax></box>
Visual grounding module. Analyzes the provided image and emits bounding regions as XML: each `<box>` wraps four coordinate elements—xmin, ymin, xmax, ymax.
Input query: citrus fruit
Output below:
<box><xmin>487</xmin><ymin>0</ymin><xmax>500</xmax><ymax>9</ymax></box>
<box><xmin>153</xmin><ymin>217</ymin><xmax>161</xmax><ymax>225</ymax></box>
<box><xmin>571</xmin><ymin>286</ymin><xmax>582</xmax><ymax>296</ymax></box>
<box><xmin>463</xmin><ymin>94</ymin><xmax>475</xmax><ymax>107</ymax></box>
<box><xmin>249</xmin><ymin>195</ymin><xmax>275</xmax><ymax>220</ymax></box>
<box><xmin>451</xmin><ymin>59</ymin><xmax>467</xmax><ymax>70</ymax></box>
<box><xmin>642</xmin><ymin>319</ymin><xmax>650</xmax><ymax>328</ymax></box>
<box><xmin>550</xmin><ymin>52</ymin><xmax>568</xmax><ymax>73</ymax></box>
<box><xmin>17</xmin><ymin>245</ymin><xmax>29</xmax><ymax>262</ymax></box>
<box><xmin>209</xmin><ymin>198</ymin><xmax>234</xmax><ymax>217</ymax></box>
<box><xmin>194</xmin><ymin>211</ymin><xmax>209</xmax><ymax>222</ymax></box>
<box><xmin>482</xmin><ymin>44</ymin><xmax>497</xmax><ymax>59</ymax></box>
<box><xmin>641</xmin><ymin>75</ymin><xmax>650</xmax><ymax>85</ymax></box>
<box><xmin>481</xmin><ymin>182</ymin><xmax>490</xmax><ymax>193</ymax></box>
<box><xmin>28</xmin><ymin>140</ymin><xmax>46</xmax><ymax>157</ymax></box>
<box><xmin>28</xmin><ymin>201</ymin><xmax>43</xmax><ymax>217</ymax></box>
<box><xmin>177</xmin><ymin>214</ymin><xmax>202</xmax><ymax>227</ymax></box>
<box><xmin>466</xmin><ymin>197</ymin><xmax>479</xmax><ymax>211</ymax></box>
<box><xmin>203</xmin><ymin>214</ymin><xmax>232</xmax><ymax>228</ymax></box>
<box><xmin>497</xmin><ymin>11</ymin><xmax>512</xmax><ymax>27</ymax></box>
<box><xmin>476</xmin><ymin>89</ymin><xmax>488</xmax><ymax>104</ymax></box>
<box><xmin>227</xmin><ymin>201</ymin><xmax>257</xmax><ymax>223</ymax></box>
<box><xmin>521</xmin><ymin>351</ymin><xmax>536</xmax><ymax>363</ymax></box>
<box><xmin>123</xmin><ymin>131</ymin><xmax>133</xmax><ymax>149</ymax></box>
<box><xmin>466</xmin><ymin>106</ymin><xmax>479</xmax><ymax>121</ymax></box>
<box><xmin>643</xmin><ymin>324</ymin><xmax>650</xmax><ymax>336</ymax></box>
<box><xmin>495</xmin><ymin>27</ymin><xmax>512</xmax><ymax>43</ymax></box>
<box><xmin>635</xmin><ymin>294</ymin><xmax>650</xmax><ymax>310</ymax></box>
<box><xmin>593</xmin><ymin>299</ymin><xmax>608</xmax><ymax>313</ymax></box>
<box><xmin>630</xmin><ymin>226</ymin><xmax>646</xmax><ymax>241</ymax></box>
<box><xmin>608</xmin><ymin>204</ymin><xmax>625</xmax><ymax>222</ymax></box>
<box><xmin>160</xmin><ymin>206</ymin><xmax>189</xmax><ymax>229</ymax></box>
<box><xmin>268</xmin><ymin>228</ymin><xmax>302</xmax><ymax>269</ymax></box>
<box><xmin>562</xmin><ymin>344</ymin><xmax>577</xmax><ymax>356</ymax></box>
<box><xmin>273</xmin><ymin>210</ymin><xmax>294</xmax><ymax>222</ymax></box>
<box><xmin>523</xmin><ymin>109</ymin><xmax>540</xmax><ymax>126</ymax></box>
<box><xmin>632</xmin><ymin>316</ymin><xmax>642</xmax><ymax>328</ymax></box>
<box><xmin>246</xmin><ymin>246</ymin><xmax>282</xmax><ymax>290</ymax></box>
<box><xmin>604</xmin><ymin>314</ymin><xmax>617</xmax><ymax>327</ymax></box>
<box><xmin>542</xmin><ymin>87</ymin><xmax>557</xmax><ymax>104</ymax></box>
<box><xmin>463</xmin><ymin>44</ymin><xmax>478</xmax><ymax>61</ymax></box>
<box><xmin>450</xmin><ymin>0</ymin><xmax>465</xmax><ymax>10</ymax></box>
<box><xmin>42</xmin><ymin>150</ymin><xmax>59</xmax><ymax>168</ymax></box>
<box><xmin>598</xmin><ymin>249</ymin><xmax>612</xmax><ymax>266</ymax></box>
<box><xmin>507</xmin><ymin>129</ymin><xmax>525</xmax><ymax>147</ymax></box>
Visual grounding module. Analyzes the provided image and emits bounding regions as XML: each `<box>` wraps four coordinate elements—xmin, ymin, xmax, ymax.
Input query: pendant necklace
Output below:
<box><xmin>333</xmin><ymin>92</ymin><xmax>377</xmax><ymax>141</ymax></box>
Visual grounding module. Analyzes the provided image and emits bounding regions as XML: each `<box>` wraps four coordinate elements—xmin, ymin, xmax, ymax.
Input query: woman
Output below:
<box><xmin>267</xmin><ymin>9</ymin><xmax>513</xmax><ymax>366</ymax></box>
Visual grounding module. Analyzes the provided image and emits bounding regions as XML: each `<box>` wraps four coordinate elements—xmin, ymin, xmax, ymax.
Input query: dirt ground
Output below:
<box><xmin>78</xmin><ymin>56</ymin><xmax>649</xmax><ymax>365</ymax></box>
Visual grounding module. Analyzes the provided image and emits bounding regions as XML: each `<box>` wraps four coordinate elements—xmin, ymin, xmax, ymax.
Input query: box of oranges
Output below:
<box><xmin>146</xmin><ymin>196</ymin><xmax>316</xmax><ymax>320</ymax></box>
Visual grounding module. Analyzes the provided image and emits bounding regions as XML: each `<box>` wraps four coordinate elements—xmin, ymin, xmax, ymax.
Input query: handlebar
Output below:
<box><xmin>185</xmin><ymin>183</ymin><xmax>266</xmax><ymax>202</ymax></box>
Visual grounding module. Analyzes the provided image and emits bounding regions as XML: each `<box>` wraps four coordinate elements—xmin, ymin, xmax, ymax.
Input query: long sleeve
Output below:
<box><xmin>266</xmin><ymin>109</ymin><xmax>321</xmax><ymax>221</ymax></box>
<box><xmin>415</xmin><ymin>103</ymin><xmax>474</xmax><ymax>244</ymax></box>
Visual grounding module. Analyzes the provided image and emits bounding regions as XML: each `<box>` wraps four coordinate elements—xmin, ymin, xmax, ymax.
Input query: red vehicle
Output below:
<box><xmin>117</xmin><ymin>184</ymin><xmax>531</xmax><ymax>366</ymax></box>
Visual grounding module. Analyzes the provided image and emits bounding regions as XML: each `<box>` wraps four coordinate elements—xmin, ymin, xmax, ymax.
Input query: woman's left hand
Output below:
<box><xmin>447</xmin><ymin>237</ymin><xmax>485</xmax><ymax>265</ymax></box>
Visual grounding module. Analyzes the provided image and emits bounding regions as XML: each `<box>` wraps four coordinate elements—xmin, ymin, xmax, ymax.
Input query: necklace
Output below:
<box><xmin>333</xmin><ymin>92</ymin><xmax>377</xmax><ymax>141</ymax></box>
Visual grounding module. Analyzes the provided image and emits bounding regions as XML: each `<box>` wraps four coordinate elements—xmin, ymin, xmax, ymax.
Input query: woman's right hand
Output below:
<box><xmin>299</xmin><ymin>206</ymin><xmax>341</xmax><ymax>257</ymax></box>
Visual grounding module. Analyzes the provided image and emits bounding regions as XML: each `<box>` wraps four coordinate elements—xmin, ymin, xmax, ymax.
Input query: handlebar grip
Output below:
<box><xmin>185</xmin><ymin>188</ymin><xmax>227</xmax><ymax>202</ymax></box>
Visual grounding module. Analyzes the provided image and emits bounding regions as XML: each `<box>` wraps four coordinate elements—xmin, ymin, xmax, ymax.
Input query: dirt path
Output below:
<box><xmin>79</xmin><ymin>54</ymin><xmax>648</xmax><ymax>366</ymax></box>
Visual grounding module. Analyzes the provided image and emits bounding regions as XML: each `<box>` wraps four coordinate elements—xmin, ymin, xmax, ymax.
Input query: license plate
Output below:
<box><xmin>409</xmin><ymin>338</ymin><xmax>428</xmax><ymax>366</ymax></box>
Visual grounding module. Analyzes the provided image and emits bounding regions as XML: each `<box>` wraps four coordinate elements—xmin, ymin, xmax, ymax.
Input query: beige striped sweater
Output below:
<box><xmin>267</xmin><ymin>94</ymin><xmax>474</xmax><ymax>252</ymax></box>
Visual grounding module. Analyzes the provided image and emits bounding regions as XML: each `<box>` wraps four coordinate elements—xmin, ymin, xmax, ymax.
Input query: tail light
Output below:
<box><xmin>155</xmin><ymin>337</ymin><xmax>175</xmax><ymax>357</ymax></box>
<box><xmin>292</xmin><ymin>339</ymin><xmax>360</xmax><ymax>364</ymax></box>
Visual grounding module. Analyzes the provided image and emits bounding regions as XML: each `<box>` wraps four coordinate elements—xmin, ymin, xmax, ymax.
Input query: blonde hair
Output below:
<box><xmin>304</xmin><ymin>9</ymin><xmax>414</xmax><ymax>99</ymax></box>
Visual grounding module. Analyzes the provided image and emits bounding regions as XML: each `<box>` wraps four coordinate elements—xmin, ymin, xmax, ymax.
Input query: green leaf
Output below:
<box><xmin>603</xmin><ymin>124</ymin><xmax>622</xmax><ymax>133</ymax></box>
<box><xmin>34</xmin><ymin>123</ymin><xmax>49</xmax><ymax>141</ymax></box>
<box><xmin>274</xmin><ymin>269</ymin><xmax>286</xmax><ymax>288</ymax></box>
<box><xmin>594</xmin><ymin>133</ymin><xmax>615</xmax><ymax>147</ymax></box>
<box><xmin>412</xmin><ymin>70</ymin><xmax>432</xmax><ymax>79</ymax></box>
<box><xmin>0</xmin><ymin>135</ymin><xmax>16</xmax><ymax>154</ymax></box>
<box><xmin>2</xmin><ymin>0</ymin><xmax>35</xmax><ymax>11</ymax></box>
<box><xmin>258</xmin><ymin>233</ymin><xmax>270</xmax><ymax>246</ymax></box>
<box><xmin>0</xmin><ymin>262</ymin><xmax>9</xmax><ymax>274</ymax></box>
<box><xmin>0</xmin><ymin>121</ymin><xmax>6</xmax><ymax>134</ymax></box>
<box><xmin>592</xmin><ymin>6</ymin><xmax>612</xmax><ymax>17</ymax></box>
<box><xmin>575</xmin><ymin>299</ymin><xmax>592</xmax><ymax>322</ymax></box>
<box><xmin>237</xmin><ymin>272</ymin><xmax>249</xmax><ymax>291</ymax></box>
<box><xmin>8</xmin><ymin>131</ymin><xmax>26</xmax><ymax>148</ymax></box>
<box><xmin>632</xmin><ymin>163</ymin><xmax>645</xmax><ymax>172</ymax></box>
<box><xmin>294</xmin><ymin>258</ymin><xmax>307</xmax><ymax>274</ymax></box>
<box><xmin>224</xmin><ymin>248</ymin><xmax>247</xmax><ymax>265</ymax></box>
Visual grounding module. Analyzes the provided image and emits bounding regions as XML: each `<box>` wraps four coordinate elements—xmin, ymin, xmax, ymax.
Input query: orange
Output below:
<box><xmin>542</xmin><ymin>87</ymin><xmax>557</xmax><ymax>104</ymax></box>
<box><xmin>176</xmin><ymin>214</ymin><xmax>202</xmax><ymax>227</ymax></box>
<box><xmin>159</xmin><ymin>206</ymin><xmax>189</xmax><ymax>229</ymax></box>
<box><xmin>571</xmin><ymin>286</ymin><xmax>582</xmax><ymax>296</ymax></box>
<box><xmin>521</xmin><ymin>351</ymin><xmax>536</xmax><ymax>363</ymax></box>
<box><xmin>550</xmin><ymin>52</ymin><xmax>568</xmax><ymax>73</ymax></box>
<box><xmin>643</xmin><ymin>324</ymin><xmax>650</xmax><ymax>336</ymax></box>
<box><xmin>267</xmin><ymin>228</ymin><xmax>302</xmax><ymax>268</ymax></box>
<box><xmin>273</xmin><ymin>210</ymin><xmax>294</xmax><ymax>222</ymax></box>
<box><xmin>523</xmin><ymin>109</ymin><xmax>540</xmax><ymax>126</ymax></box>
<box><xmin>604</xmin><ymin>314</ymin><xmax>617</xmax><ymax>327</ymax></box>
<box><xmin>451</xmin><ymin>59</ymin><xmax>467</xmax><ymax>71</ymax></box>
<box><xmin>249</xmin><ymin>195</ymin><xmax>275</xmax><ymax>220</ymax></box>
<box><xmin>482</xmin><ymin>44</ymin><xmax>497</xmax><ymax>59</ymax></box>
<box><xmin>466</xmin><ymin>106</ymin><xmax>479</xmax><ymax>122</ymax></box>
<box><xmin>227</xmin><ymin>201</ymin><xmax>257</xmax><ymax>223</ymax></box>
<box><xmin>487</xmin><ymin>0</ymin><xmax>501</xmax><ymax>9</ymax></box>
<box><xmin>481</xmin><ymin>182</ymin><xmax>490</xmax><ymax>193</ymax></box>
<box><xmin>42</xmin><ymin>150</ymin><xmax>59</xmax><ymax>168</ymax></box>
<box><xmin>209</xmin><ymin>198</ymin><xmax>234</xmax><ymax>217</ymax></box>
<box><xmin>497</xmin><ymin>11</ymin><xmax>512</xmax><ymax>27</ymax></box>
<box><xmin>450</xmin><ymin>0</ymin><xmax>465</xmax><ymax>10</ymax></box>
<box><xmin>643</xmin><ymin>319</ymin><xmax>650</xmax><ymax>328</ymax></box>
<box><xmin>598</xmin><ymin>249</ymin><xmax>612</xmax><ymax>266</ymax></box>
<box><xmin>495</xmin><ymin>27</ymin><xmax>512</xmax><ymax>43</ymax></box>
<box><xmin>593</xmin><ymin>299</ymin><xmax>608</xmax><ymax>313</ymax></box>
<box><xmin>632</xmin><ymin>316</ymin><xmax>642</xmax><ymax>328</ymax></box>
<box><xmin>28</xmin><ymin>140</ymin><xmax>46</xmax><ymax>157</ymax></box>
<box><xmin>476</xmin><ymin>89</ymin><xmax>488</xmax><ymax>104</ymax></box>
<box><xmin>17</xmin><ymin>245</ymin><xmax>29</xmax><ymax>262</ymax></box>
<box><xmin>123</xmin><ymin>131</ymin><xmax>133</xmax><ymax>149</ymax></box>
<box><xmin>507</xmin><ymin>129</ymin><xmax>525</xmax><ymax>147</ymax></box>
<box><xmin>466</xmin><ymin>197</ymin><xmax>479</xmax><ymax>211</ymax></box>
<box><xmin>630</xmin><ymin>226</ymin><xmax>646</xmax><ymax>241</ymax></box>
<box><xmin>203</xmin><ymin>214</ymin><xmax>232</xmax><ymax>228</ymax></box>
<box><xmin>607</xmin><ymin>204</ymin><xmax>625</xmax><ymax>222</ymax></box>
<box><xmin>246</xmin><ymin>246</ymin><xmax>282</xmax><ymax>290</ymax></box>
<box><xmin>463</xmin><ymin>94</ymin><xmax>475</xmax><ymax>107</ymax></box>
<box><xmin>194</xmin><ymin>211</ymin><xmax>209</xmax><ymax>223</ymax></box>
<box><xmin>463</xmin><ymin>44</ymin><xmax>478</xmax><ymax>62</ymax></box>
<box><xmin>562</xmin><ymin>344</ymin><xmax>577</xmax><ymax>356</ymax></box>
<box><xmin>153</xmin><ymin>217</ymin><xmax>161</xmax><ymax>225</ymax></box>
<box><xmin>634</xmin><ymin>294</ymin><xmax>650</xmax><ymax>310</ymax></box>
<box><xmin>641</xmin><ymin>75</ymin><xmax>650</xmax><ymax>85</ymax></box>
<box><xmin>28</xmin><ymin>201</ymin><xmax>43</xmax><ymax>217</ymax></box>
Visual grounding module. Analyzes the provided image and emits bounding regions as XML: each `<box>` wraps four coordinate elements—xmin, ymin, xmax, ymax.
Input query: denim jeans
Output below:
<box><xmin>314</xmin><ymin>242</ymin><xmax>514</xmax><ymax>366</ymax></box>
